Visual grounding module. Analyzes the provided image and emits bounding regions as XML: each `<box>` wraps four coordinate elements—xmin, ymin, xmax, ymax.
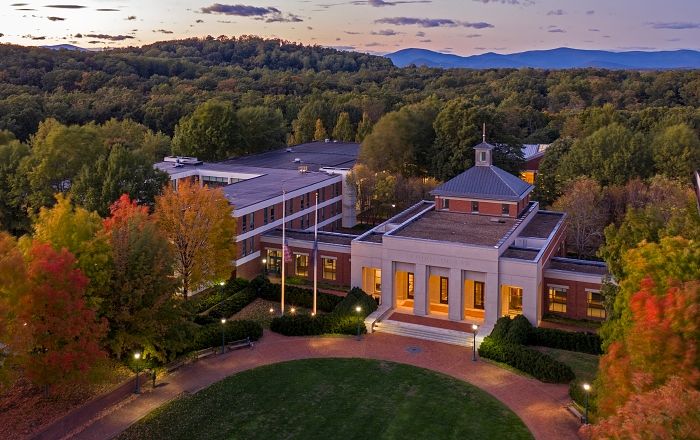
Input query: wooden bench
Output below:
<box><xmin>226</xmin><ymin>337</ymin><xmax>254</xmax><ymax>351</ymax></box>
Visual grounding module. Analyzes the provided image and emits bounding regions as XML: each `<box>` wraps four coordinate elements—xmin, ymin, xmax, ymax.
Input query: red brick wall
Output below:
<box><xmin>542</xmin><ymin>277</ymin><xmax>605</xmax><ymax>321</ymax></box>
<box><xmin>260</xmin><ymin>243</ymin><xmax>351</xmax><ymax>286</ymax></box>
<box><xmin>435</xmin><ymin>197</ymin><xmax>515</xmax><ymax>217</ymax></box>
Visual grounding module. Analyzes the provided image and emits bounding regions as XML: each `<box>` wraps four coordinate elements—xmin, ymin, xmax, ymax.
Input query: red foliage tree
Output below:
<box><xmin>18</xmin><ymin>242</ymin><xmax>108</xmax><ymax>395</ymax></box>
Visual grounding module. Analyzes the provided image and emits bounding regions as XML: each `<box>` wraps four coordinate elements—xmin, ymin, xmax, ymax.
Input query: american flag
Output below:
<box><xmin>283</xmin><ymin>238</ymin><xmax>292</xmax><ymax>262</ymax></box>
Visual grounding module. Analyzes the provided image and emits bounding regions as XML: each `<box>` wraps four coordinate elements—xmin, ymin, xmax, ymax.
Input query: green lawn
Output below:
<box><xmin>533</xmin><ymin>347</ymin><xmax>599</xmax><ymax>382</ymax></box>
<box><xmin>118</xmin><ymin>358</ymin><xmax>533</xmax><ymax>440</ymax></box>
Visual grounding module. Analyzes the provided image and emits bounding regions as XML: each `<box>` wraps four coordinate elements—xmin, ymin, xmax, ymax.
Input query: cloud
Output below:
<box><xmin>11</xmin><ymin>2</ymin><xmax>29</xmax><ymax>5</ymax></box>
<box><xmin>419</xmin><ymin>38</ymin><xmax>431</xmax><ymax>42</ymax></box>
<box><xmin>371</xmin><ymin>29</ymin><xmax>400</xmax><ymax>36</ymax></box>
<box><xmin>153</xmin><ymin>29</ymin><xmax>174</xmax><ymax>34</ymax></box>
<box><xmin>648</xmin><ymin>22</ymin><xmax>700</xmax><ymax>30</ymax></box>
<box><xmin>126</xmin><ymin>15</ymin><xmax>136</xmax><ymax>20</ymax></box>
<box><xmin>548</xmin><ymin>28</ymin><xmax>565</xmax><ymax>33</ymax></box>
<box><xmin>586</xmin><ymin>10</ymin><xmax>594</xmax><ymax>15</ymax></box>
<box><xmin>353</xmin><ymin>0</ymin><xmax>431</xmax><ymax>5</ymax></box>
<box><xmin>44</xmin><ymin>4</ymin><xmax>86</xmax><ymax>8</ymax></box>
<box><xmin>331</xmin><ymin>45</ymin><xmax>356</xmax><ymax>50</ymax></box>
<box><xmin>196</xmin><ymin>19</ymin><xmax>204</xmax><ymax>23</ymax></box>
<box><xmin>618</xmin><ymin>46</ymin><xmax>656</xmax><ymax>50</ymax></box>
<box><xmin>344</xmin><ymin>30</ymin><xmax>361</xmax><ymax>34</ymax></box>
<box><xmin>365</xmin><ymin>42</ymin><xmax>381</xmax><ymax>47</ymax></box>
<box><xmin>415</xmin><ymin>31</ymin><xmax>425</xmax><ymax>37</ymax></box>
<box><xmin>472</xmin><ymin>0</ymin><xmax>533</xmax><ymax>5</ymax></box>
<box><xmin>546</xmin><ymin>9</ymin><xmax>565</xmax><ymax>16</ymax></box>
<box><xmin>375</xmin><ymin>17</ymin><xmax>494</xmax><ymax>28</ymax></box>
<box><xmin>96</xmin><ymin>8</ymin><xmax>119</xmax><ymax>11</ymax></box>
<box><xmin>588</xmin><ymin>28</ymin><xmax>599</xmax><ymax>32</ymax></box>
<box><xmin>466</xmin><ymin>33</ymin><xmax>481</xmax><ymax>38</ymax></box>
<box><xmin>85</xmin><ymin>33</ymin><xmax>134</xmax><ymax>41</ymax></box>
<box><xmin>667</xmin><ymin>38</ymin><xmax>681</xmax><ymax>42</ymax></box>
<box><xmin>200</xmin><ymin>3</ymin><xmax>303</xmax><ymax>22</ymax></box>
<box><xmin>23</xmin><ymin>34</ymin><xmax>47</xmax><ymax>39</ymax></box>
<box><xmin>47</xmin><ymin>16</ymin><xmax>65</xmax><ymax>21</ymax></box>
<box><xmin>0</xmin><ymin>33</ymin><xmax>4</xmax><ymax>37</ymax></box>
<box><xmin>74</xmin><ymin>32</ymin><xmax>82</xmax><ymax>37</ymax></box>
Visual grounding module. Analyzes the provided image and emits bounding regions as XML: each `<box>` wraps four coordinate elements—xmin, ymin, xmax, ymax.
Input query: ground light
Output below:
<box><xmin>219</xmin><ymin>281</ymin><xmax>225</xmax><ymax>286</ymax></box>
<box><xmin>471</xmin><ymin>324</ymin><xmax>478</xmax><ymax>361</ymax></box>
<box><xmin>133</xmin><ymin>352</ymin><xmax>141</xmax><ymax>394</ymax></box>
<box><xmin>582</xmin><ymin>383</ymin><xmax>591</xmax><ymax>424</ymax></box>
<box><xmin>262</xmin><ymin>258</ymin><xmax>267</xmax><ymax>275</ymax></box>
<box><xmin>221</xmin><ymin>318</ymin><xmax>227</xmax><ymax>355</ymax></box>
<box><xmin>269</xmin><ymin>307</ymin><xmax>275</xmax><ymax>314</ymax></box>
<box><xmin>290</xmin><ymin>307</ymin><xmax>296</xmax><ymax>314</ymax></box>
<box><xmin>355</xmin><ymin>306</ymin><xmax>362</xmax><ymax>340</ymax></box>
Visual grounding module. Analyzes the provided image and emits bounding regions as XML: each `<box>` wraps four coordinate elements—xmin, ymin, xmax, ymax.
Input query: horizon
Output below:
<box><xmin>1</xmin><ymin>0</ymin><xmax>699</xmax><ymax>55</ymax></box>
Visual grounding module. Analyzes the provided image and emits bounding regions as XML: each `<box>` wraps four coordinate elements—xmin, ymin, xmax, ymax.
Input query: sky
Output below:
<box><xmin>1</xmin><ymin>0</ymin><xmax>700</xmax><ymax>55</ymax></box>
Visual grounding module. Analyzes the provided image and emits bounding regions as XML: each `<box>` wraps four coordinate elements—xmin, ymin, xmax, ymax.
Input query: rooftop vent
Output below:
<box><xmin>298</xmin><ymin>165</ymin><xmax>309</xmax><ymax>174</ymax></box>
<box><xmin>324</xmin><ymin>138</ymin><xmax>330</xmax><ymax>143</ymax></box>
<box><xmin>286</xmin><ymin>147</ymin><xmax>293</xmax><ymax>152</ymax></box>
<box><xmin>164</xmin><ymin>156</ymin><xmax>202</xmax><ymax>165</ymax></box>
<box><xmin>294</xmin><ymin>158</ymin><xmax>302</xmax><ymax>163</ymax></box>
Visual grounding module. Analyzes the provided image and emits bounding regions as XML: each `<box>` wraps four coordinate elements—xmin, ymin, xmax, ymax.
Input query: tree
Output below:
<box><xmin>71</xmin><ymin>145</ymin><xmax>169</xmax><ymax>217</ymax></box>
<box><xmin>0</xmin><ymin>232</ymin><xmax>27</xmax><ymax>388</ymax></box>
<box><xmin>355</xmin><ymin>112</ymin><xmax>373</xmax><ymax>143</ymax></box>
<box><xmin>314</xmin><ymin>118</ymin><xmax>328</xmax><ymax>141</ymax></box>
<box><xmin>552</xmin><ymin>177</ymin><xmax>608</xmax><ymax>258</ymax></box>
<box><xmin>171</xmin><ymin>99</ymin><xmax>240</xmax><ymax>161</ymax></box>
<box><xmin>30</xmin><ymin>194</ymin><xmax>112</xmax><ymax>300</ymax></box>
<box><xmin>653</xmin><ymin>123</ymin><xmax>700</xmax><ymax>181</ymax></box>
<box><xmin>154</xmin><ymin>179</ymin><xmax>237</xmax><ymax>299</ymax></box>
<box><xmin>291</xmin><ymin>100</ymin><xmax>332</xmax><ymax>144</ymax></box>
<box><xmin>17</xmin><ymin>242</ymin><xmax>107</xmax><ymax>396</ymax></box>
<box><xmin>236</xmin><ymin>106</ymin><xmax>286</xmax><ymax>154</ymax></box>
<box><xmin>332</xmin><ymin>112</ymin><xmax>354</xmax><ymax>142</ymax></box>
<box><xmin>0</xmin><ymin>137</ymin><xmax>31</xmax><ymax>235</ymax></box>
<box><xmin>101</xmin><ymin>195</ymin><xmax>188</xmax><ymax>361</ymax></box>
<box><xmin>531</xmin><ymin>138</ymin><xmax>573</xmax><ymax>207</ymax></box>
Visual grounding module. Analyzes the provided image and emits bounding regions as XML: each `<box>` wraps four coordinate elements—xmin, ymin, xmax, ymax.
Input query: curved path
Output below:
<box><xmin>70</xmin><ymin>331</ymin><xmax>580</xmax><ymax>440</ymax></box>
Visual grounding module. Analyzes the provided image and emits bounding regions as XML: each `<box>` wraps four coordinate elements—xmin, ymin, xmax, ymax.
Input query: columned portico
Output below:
<box><xmin>413</xmin><ymin>264</ymin><xmax>428</xmax><ymax>315</ymax></box>
<box><xmin>448</xmin><ymin>268</ymin><xmax>463</xmax><ymax>321</ymax></box>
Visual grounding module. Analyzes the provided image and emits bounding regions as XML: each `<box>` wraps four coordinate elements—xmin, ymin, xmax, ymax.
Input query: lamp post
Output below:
<box><xmin>356</xmin><ymin>306</ymin><xmax>362</xmax><ymax>340</ymax></box>
<box><xmin>262</xmin><ymin>258</ymin><xmax>267</xmax><ymax>276</ymax></box>
<box><xmin>471</xmin><ymin>324</ymin><xmax>478</xmax><ymax>361</ymax></box>
<box><xmin>290</xmin><ymin>307</ymin><xmax>296</xmax><ymax>314</ymax></box>
<box><xmin>133</xmin><ymin>352</ymin><xmax>141</xmax><ymax>394</ymax></box>
<box><xmin>220</xmin><ymin>318</ymin><xmax>226</xmax><ymax>354</ymax></box>
<box><xmin>582</xmin><ymin>383</ymin><xmax>591</xmax><ymax>424</ymax></box>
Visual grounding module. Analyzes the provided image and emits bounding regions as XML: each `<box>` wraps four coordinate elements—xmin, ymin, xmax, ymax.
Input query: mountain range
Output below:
<box><xmin>385</xmin><ymin>47</ymin><xmax>700</xmax><ymax>69</ymax></box>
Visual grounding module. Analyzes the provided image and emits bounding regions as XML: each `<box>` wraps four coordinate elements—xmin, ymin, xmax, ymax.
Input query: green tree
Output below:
<box><xmin>172</xmin><ymin>99</ymin><xmax>240</xmax><ymax>161</ymax></box>
<box><xmin>236</xmin><ymin>106</ymin><xmax>286</xmax><ymax>154</ymax></box>
<box><xmin>0</xmin><ymin>137</ymin><xmax>31</xmax><ymax>235</ymax></box>
<box><xmin>332</xmin><ymin>112</ymin><xmax>354</xmax><ymax>142</ymax></box>
<box><xmin>292</xmin><ymin>100</ymin><xmax>332</xmax><ymax>144</ymax></box>
<box><xmin>314</xmin><ymin>118</ymin><xmax>328</xmax><ymax>141</ymax></box>
<box><xmin>652</xmin><ymin>123</ymin><xmax>700</xmax><ymax>181</ymax></box>
<box><xmin>531</xmin><ymin>138</ymin><xmax>573</xmax><ymax>207</ymax></box>
<box><xmin>355</xmin><ymin>112</ymin><xmax>373</xmax><ymax>143</ymax></box>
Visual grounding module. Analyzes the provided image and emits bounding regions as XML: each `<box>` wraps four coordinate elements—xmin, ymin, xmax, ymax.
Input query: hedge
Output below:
<box><xmin>503</xmin><ymin>315</ymin><xmax>532</xmax><ymax>345</ymax></box>
<box><xmin>478</xmin><ymin>337</ymin><xmax>575</xmax><ymax>383</ymax></box>
<box><xmin>190</xmin><ymin>319</ymin><xmax>263</xmax><ymax>352</ymax></box>
<box><xmin>270</xmin><ymin>287</ymin><xmax>377</xmax><ymax>336</ymax></box>
<box><xmin>187</xmin><ymin>277</ymin><xmax>250</xmax><ymax>315</ymax></box>
<box><xmin>208</xmin><ymin>288</ymin><xmax>257</xmax><ymax>320</ymax></box>
<box><xmin>528</xmin><ymin>328</ymin><xmax>602</xmax><ymax>355</ymax></box>
<box><xmin>250</xmin><ymin>276</ymin><xmax>343</xmax><ymax>312</ymax></box>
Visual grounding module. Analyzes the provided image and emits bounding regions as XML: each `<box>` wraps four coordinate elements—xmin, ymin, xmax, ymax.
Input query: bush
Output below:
<box><xmin>250</xmin><ymin>276</ymin><xmax>343</xmax><ymax>312</ymax></box>
<box><xmin>528</xmin><ymin>328</ymin><xmax>602</xmax><ymax>355</ymax></box>
<box><xmin>490</xmin><ymin>316</ymin><xmax>512</xmax><ymax>341</ymax></box>
<box><xmin>269</xmin><ymin>287</ymin><xmax>376</xmax><ymax>336</ymax></box>
<box><xmin>190</xmin><ymin>320</ymin><xmax>263</xmax><ymax>351</ymax></box>
<box><xmin>503</xmin><ymin>315</ymin><xmax>533</xmax><ymax>345</ymax></box>
<box><xmin>478</xmin><ymin>337</ymin><xmax>575</xmax><ymax>383</ymax></box>
<box><xmin>223</xmin><ymin>277</ymin><xmax>249</xmax><ymax>295</ymax></box>
<box><xmin>208</xmin><ymin>288</ymin><xmax>256</xmax><ymax>320</ymax></box>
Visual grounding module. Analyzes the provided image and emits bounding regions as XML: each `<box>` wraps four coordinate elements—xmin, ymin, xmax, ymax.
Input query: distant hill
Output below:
<box><xmin>385</xmin><ymin>47</ymin><xmax>700</xmax><ymax>69</ymax></box>
<box><xmin>41</xmin><ymin>44</ymin><xmax>99</xmax><ymax>52</ymax></box>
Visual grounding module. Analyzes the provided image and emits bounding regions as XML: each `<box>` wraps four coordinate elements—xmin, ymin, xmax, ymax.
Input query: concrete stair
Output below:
<box><xmin>373</xmin><ymin>319</ymin><xmax>474</xmax><ymax>347</ymax></box>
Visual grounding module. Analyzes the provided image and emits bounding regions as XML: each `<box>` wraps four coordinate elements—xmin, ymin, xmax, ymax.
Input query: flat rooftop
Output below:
<box><xmin>221</xmin><ymin>141</ymin><xmax>359</xmax><ymax>171</ymax></box>
<box><xmin>262</xmin><ymin>229</ymin><xmax>356</xmax><ymax>246</ymax></box>
<box><xmin>547</xmin><ymin>258</ymin><xmax>608</xmax><ymax>276</ymax></box>
<box><xmin>392</xmin><ymin>210</ymin><xmax>517</xmax><ymax>247</ymax></box>
<box><xmin>502</xmin><ymin>247</ymin><xmax>539</xmax><ymax>261</ymax></box>
<box><xmin>519</xmin><ymin>212</ymin><xmax>564</xmax><ymax>238</ymax></box>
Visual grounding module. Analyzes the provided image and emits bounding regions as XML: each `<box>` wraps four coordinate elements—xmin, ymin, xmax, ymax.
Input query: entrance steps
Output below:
<box><xmin>373</xmin><ymin>319</ymin><xmax>474</xmax><ymax>347</ymax></box>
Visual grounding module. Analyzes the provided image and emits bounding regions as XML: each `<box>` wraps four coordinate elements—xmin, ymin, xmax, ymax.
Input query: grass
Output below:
<box><xmin>541</xmin><ymin>315</ymin><xmax>602</xmax><ymax>331</ymax></box>
<box><xmin>117</xmin><ymin>358</ymin><xmax>533</xmax><ymax>440</ymax></box>
<box><xmin>533</xmin><ymin>346</ymin><xmax>599</xmax><ymax>382</ymax></box>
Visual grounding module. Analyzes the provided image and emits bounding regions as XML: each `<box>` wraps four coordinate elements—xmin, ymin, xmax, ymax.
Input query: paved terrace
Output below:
<box><xmin>60</xmin><ymin>331</ymin><xmax>579</xmax><ymax>440</ymax></box>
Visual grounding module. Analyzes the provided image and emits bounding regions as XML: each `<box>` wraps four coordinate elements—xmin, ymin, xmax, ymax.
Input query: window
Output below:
<box><xmin>587</xmin><ymin>290</ymin><xmax>606</xmax><ymax>319</ymax></box>
<box><xmin>501</xmin><ymin>204</ymin><xmax>510</xmax><ymax>216</ymax></box>
<box><xmin>241</xmin><ymin>239</ymin><xmax>247</xmax><ymax>257</ymax></box>
<box><xmin>407</xmin><ymin>272</ymin><xmax>415</xmax><ymax>299</ymax></box>
<box><xmin>249</xmin><ymin>237</ymin><xmax>254</xmax><ymax>254</ymax></box>
<box><xmin>480</xmin><ymin>151</ymin><xmax>486</xmax><ymax>162</ymax></box>
<box><xmin>443</xmin><ymin>198</ymin><xmax>450</xmax><ymax>209</ymax></box>
<box><xmin>263</xmin><ymin>207</ymin><xmax>268</xmax><ymax>224</ymax></box>
<box><xmin>374</xmin><ymin>270</ymin><xmax>382</xmax><ymax>293</ymax></box>
<box><xmin>242</xmin><ymin>214</ymin><xmax>247</xmax><ymax>232</ymax></box>
<box><xmin>295</xmin><ymin>254</ymin><xmax>309</xmax><ymax>277</ymax></box>
<box><xmin>287</xmin><ymin>198</ymin><xmax>293</xmax><ymax>215</ymax></box>
<box><xmin>270</xmin><ymin>206</ymin><xmax>275</xmax><ymax>222</ymax></box>
<box><xmin>322</xmin><ymin>257</ymin><xmax>336</xmax><ymax>280</ymax></box>
<box><xmin>508</xmin><ymin>287</ymin><xmax>523</xmax><ymax>312</ymax></box>
<box><xmin>471</xmin><ymin>201</ymin><xmax>479</xmax><ymax>213</ymax></box>
<box><xmin>249</xmin><ymin>213</ymin><xmax>254</xmax><ymax>231</ymax></box>
<box><xmin>439</xmin><ymin>276</ymin><xmax>448</xmax><ymax>304</ymax></box>
<box><xmin>548</xmin><ymin>286</ymin><xmax>568</xmax><ymax>313</ymax></box>
<box><xmin>202</xmin><ymin>176</ymin><xmax>228</xmax><ymax>187</ymax></box>
<box><xmin>266</xmin><ymin>249</ymin><xmax>281</xmax><ymax>274</ymax></box>
<box><xmin>300</xmin><ymin>195</ymin><xmax>305</xmax><ymax>210</ymax></box>
<box><xmin>474</xmin><ymin>281</ymin><xmax>485</xmax><ymax>310</ymax></box>
<box><xmin>335</xmin><ymin>182</ymin><xmax>341</xmax><ymax>197</ymax></box>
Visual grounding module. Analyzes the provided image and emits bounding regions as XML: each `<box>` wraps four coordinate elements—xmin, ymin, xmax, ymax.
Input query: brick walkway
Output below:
<box><xmin>64</xmin><ymin>331</ymin><xmax>579</xmax><ymax>440</ymax></box>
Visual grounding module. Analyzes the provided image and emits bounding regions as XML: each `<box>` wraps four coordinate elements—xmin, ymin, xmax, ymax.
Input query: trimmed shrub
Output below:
<box><xmin>333</xmin><ymin>287</ymin><xmax>378</xmax><ymax>316</ymax></box>
<box><xmin>250</xmin><ymin>276</ymin><xmax>343</xmax><ymax>312</ymax></box>
<box><xmin>223</xmin><ymin>277</ymin><xmax>249</xmax><ymax>295</ymax></box>
<box><xmin>490</xmin><ymin>316</ymin><xmax>512</xmax><ymax>342</ymax></box>
<box><xmin>478</xmin><ymin>337</ymin><xmax>575</xmax><ymax>383</ymax></box>
<box><xmin>528</xmin><ymin>328</ymin><xmax>602</xmax><ymax>355</ymax></box>
<box><xmin>503</xmin><ymin>315</ymin><xmax>533</xmax><ymax>345</ymax></box>
<box><xmin>270</xmin><ymin>314</ymin><xmax>326</xmax><ymax>336</ymax></box>
<box><xmin>191</xmin><ymin>319</ymin><xmax>263</xmax><ymax>351</ymax></box>
<box><xmin>208</xmin><ymin>288</ymin><xmax>257</xmax><ymax>320</ymax></box>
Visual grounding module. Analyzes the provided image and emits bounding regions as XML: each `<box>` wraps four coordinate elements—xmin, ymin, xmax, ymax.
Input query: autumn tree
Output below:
<box><xmin>552</xmin><ymin>177</ymin><xmax>608</xmax><ymax>258</ymax></box>
<box><xmin>332</xmin><ymin>112</ymin><xmax>354</xmax><ymax>142</ymax></box>
<box><xmin>101</xmin><ymin>195</ymin><xmax>188</xmax><ymax>360</ymax></box>
<box><xmin>171</xmin><ymin>99</ymin><xmax>240</xmax><ymax>161</ymax></box>
<box><xmin>154</xmin><ymin>179</ymin><xmax>237</xmax><ymax>299</ymax></box>
<box><xmin>314</xmin><ymin>118</ymin><xmax>328</xmax><ymax>141</ymax></box>
<box><xmin>355</xmin><ymin>112</ymin><xmax>373</xmax><ymax>142</ymax></box>
<box><xmin>0</xmin><ymin>232</ymin><xmax>27</xmax><ymax>388</ymax></box>
<box><xmin>18</xmin><ymin>243</ymin><xmax>108</xmax><ymax>396</ymax></box>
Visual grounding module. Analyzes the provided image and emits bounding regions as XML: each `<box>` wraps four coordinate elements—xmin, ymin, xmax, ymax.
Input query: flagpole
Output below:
<box><xmin>313</xmin><ymin>191</ymin><xmax>318</xmax><ymax>316</ymax></box>
<box><xmin>281</xmin><ymin>189</ymin><xmax>286</xmax><ymax>316</ymax></box>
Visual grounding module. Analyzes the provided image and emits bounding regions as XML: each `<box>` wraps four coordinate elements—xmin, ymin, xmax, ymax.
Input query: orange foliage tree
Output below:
<box><xmin>0</xmin><ymin>232</ymin><xmax>27</xmax><ymax>388</ymax></box>
<box><xmin>154</xmin><ymin>179</ymin><xmax>237</xmax><ymax>299</ymax></box>
<box><xmin>17</xmin><ymin>243</ymin><xmax>108</xmax><ymax>395</ymax></box>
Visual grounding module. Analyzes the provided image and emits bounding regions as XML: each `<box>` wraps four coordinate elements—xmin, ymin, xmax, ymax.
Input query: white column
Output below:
<box><xmin>413</xmin><ymin>264</ymin><xmax>428</xmax><ymax>316</ymax></box>
<box><xmin>484</xmin><ymin>272</ymin><xmax>500</xmax><ymax>328</ymax></box>
<box><xmin>522</xmin><ymin>278</ymin><xmax>539</xmax><ymax>326</ymax></box>
<box><xmin>381</xmin><ymin>259</ymin><xmax>395</xmax><ymax>309</ymax></box>
<box><xmin>448</xmin><ymin>268</ymin><xmax>463</xmax><ymax>321</ymax></box>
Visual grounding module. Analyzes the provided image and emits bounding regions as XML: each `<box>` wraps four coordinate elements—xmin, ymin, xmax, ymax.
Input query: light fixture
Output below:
<box><xmin>134</xmin><ymin>352</ymin><xmax>141</xmax><ymax>360</ymax></box>
<box><xmin>290</xmin><ymin>307</ymin><xmax>296</xmax><ymax>313</ymax></box>
<box><xmin>221</xmin><ymin>318</ymin><xmax>227</xmax><ymax>324</ymax></box>
<box><xmin>355</xmin><ymin>306</ymin><xmax>362</xmax><ymax>313</ymax></box>
<box><xmin>269</xmin><ymin>307</ymin><xmax>274</xmax><ymax>314</ymax></box>
<box><xmin>472</xmin><ymin>324</ymin><xmax>478</xmax><ymax>331</ymax></box>
<box><xmin>219</xmin><ymin>281</ymin><xmax>225</xmax><ymax>286</ymax></box>
<box><xmin>583</xmin><ymin>383</ymin><xmax>591</xmax><ymax>391</ymax></box>
<box><xmin>262</xmin><ymin>258</ymin><xmax>267</xmax><ymax>264</ymax></box>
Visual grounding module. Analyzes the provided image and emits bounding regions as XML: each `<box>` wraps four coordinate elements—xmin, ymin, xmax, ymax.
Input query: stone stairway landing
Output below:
<box><xmin>372</xmin><ymin>319</ymin><xmax>475</xmax><ymax>347</ymax></box>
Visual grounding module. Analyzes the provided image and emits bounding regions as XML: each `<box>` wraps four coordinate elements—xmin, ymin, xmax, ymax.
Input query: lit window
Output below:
<box><xmin>266</xmin><ymin>249</ymin><xmax>281</xmax><ymax>274</ymax></box>
<box><xmin>474</xmin><ymin>281</ymin><xmax>484</xmax><ymax>310</ymax></box>
<box><xmin>548</xmin><ymin>286</ymin><xmax>567</xmax><ymax>313</ymax></box>
<box><xmin>587</xmin><ymin>290</ymin><xmax>606</xmax><ymax>319</ymax></box>
<box><xmin>443</xmin><ymin>198</ymin><xmax>450</xmax><ymax>209</ymax></box>
<box><xmin>375</xmin><ymin>270</ymin><xmax>382</xmax><ymax>293</ymax></box>
<box><xmin>471</xmin><ymin>201</ymin><xmax>479</xmax><ymax>213</ymax></box>
<box><xmin>439</xmin><ymin>276</ymin><xmax>448</xmax><ymax>304</ymax></box>
<box><xmin>322</xmin><ymin>257</ymin><xmax>336</xmax><ymax>280</ymax></box>
<box><xmin>508</xmin><ymin>287</ymin><xmax>523</xmax><ymax>312</ymax></box>
<box><xmin>295</xmin><ymin>254</ymin><xmax>309</xmax><ymax>277</ymax></box>
<box><xmin>407</xmin><ymin>272</ymin><xmax>414</xmax><ymax>299</ymax></box>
